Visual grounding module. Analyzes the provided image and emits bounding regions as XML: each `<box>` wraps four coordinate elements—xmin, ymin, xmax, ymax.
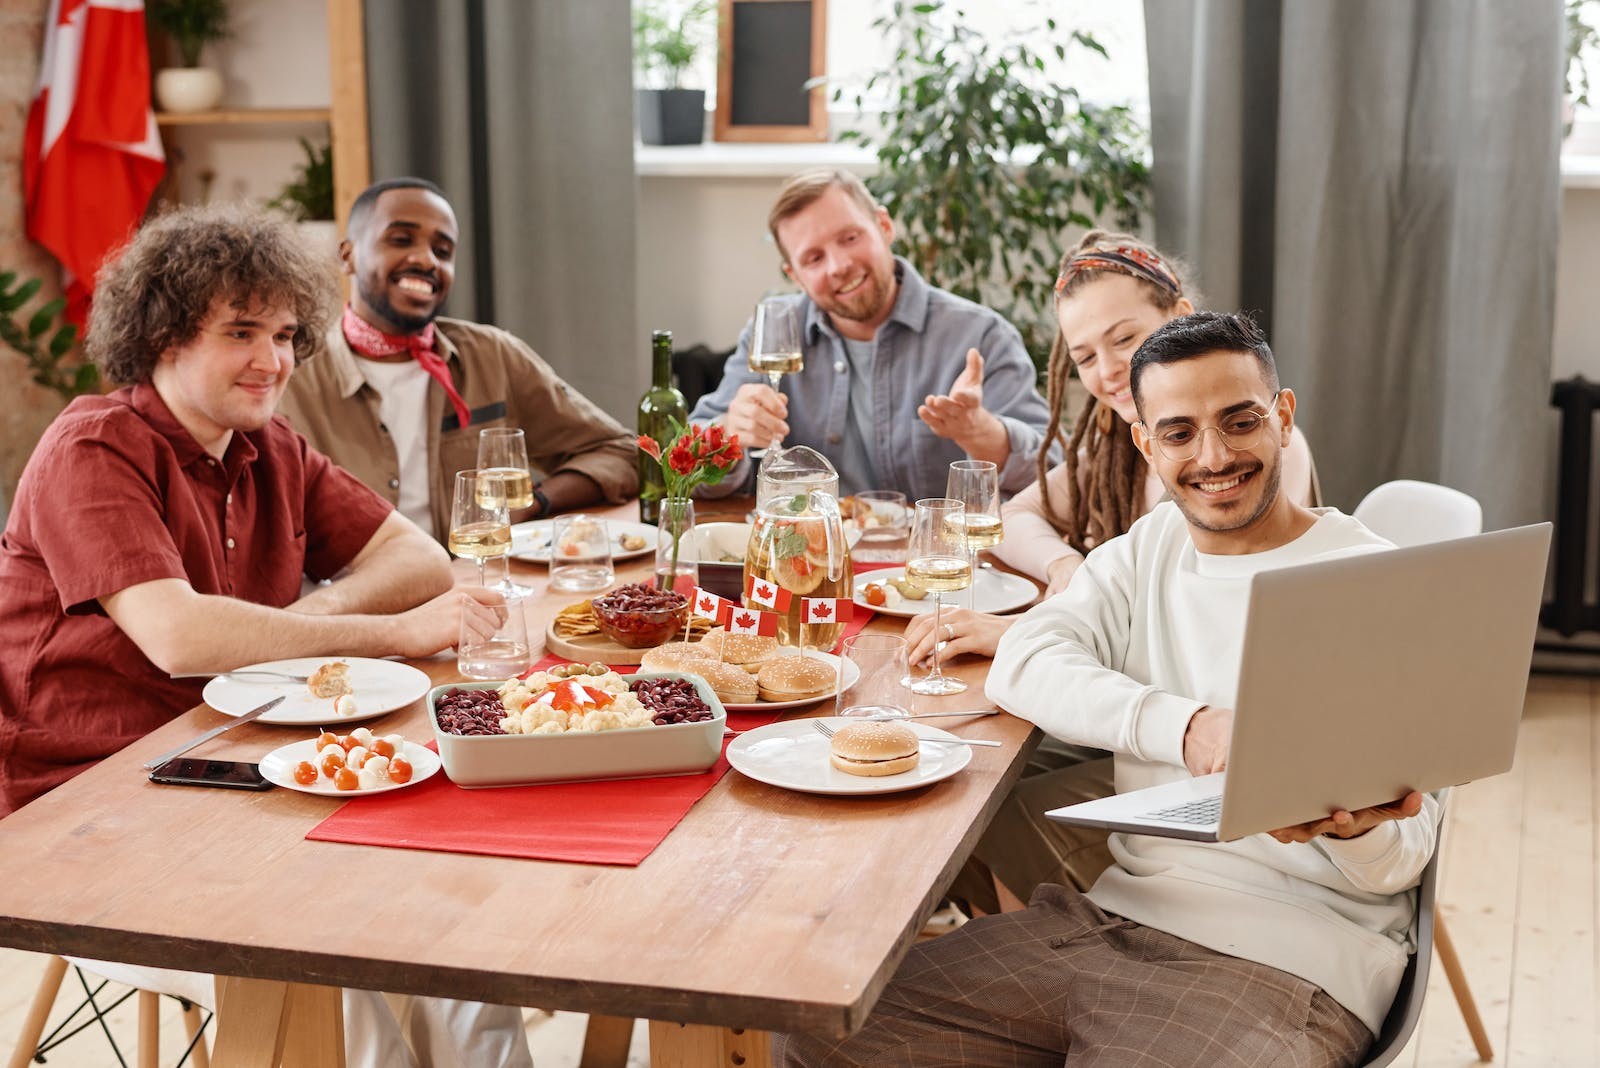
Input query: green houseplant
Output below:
<box><xmin>149</xmin><ymin>0</ymin><xmax>230</xmax><ymax>112</ymax></box>
<box><xmin>633</xmin><ymin>0</ymin><xmax>714</xmax><ymax>145</ymax></box>
<box><xmin>0</xmin><ymin>272</ymin><xmax>98</xmax><ymax>401</ymax></box>
<box><xmin>268</xmin><ymin>138</ymin><xmax>335</xmax><ymax>222</ymax></box>
<box><xmin>1568</xmin><ymin>0</ymin><xmax>1600</xmax><ymax>136</ymax></box>
<box><xmin>837</xmin><ymin>1</ymin><xmax>1151</xmax><ymax>376</ymax></box>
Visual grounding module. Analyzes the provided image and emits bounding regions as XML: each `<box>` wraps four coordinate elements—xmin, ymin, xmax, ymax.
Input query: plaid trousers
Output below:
<box><xmin>776</xmin><ymin>884</ymin><xmax>1372</xmax><ymax>1067</ymax></box>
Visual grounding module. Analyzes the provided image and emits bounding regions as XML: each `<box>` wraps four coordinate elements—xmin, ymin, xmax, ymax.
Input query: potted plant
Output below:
<box><xmin>1567</xmin><ymin>0</ymin><xmax>1600</xmax><ymax>138</ymax></box>
<box><xmin>835</xmin><ymin>0</ymin><xmax>1151</xmax><ymax>377</ymax></box>
<box><xmin>0</xmin><ymin>271</ymin><xmax>99</xmax><ymax>401</ymax></box>
<box><xmin>268</xmin><ymin>138</ymin><xmax>338</xmax><ymax>256</ymax></box>
<box><xmin>149</xmin><ymin>0</ymin><xmax>230</xmax><ymax>113</ymax></box>
<box><xmin>633</xmin><ymin>0</ymin><xmax>714</xmax><ymax>145</ymax></box>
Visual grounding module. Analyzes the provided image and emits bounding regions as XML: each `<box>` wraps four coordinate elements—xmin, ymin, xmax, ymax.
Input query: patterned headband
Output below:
<box><xmin>1055</xmin><ymin>245</ymin><xmax>1180</xmax><ymax>298</ymax></box>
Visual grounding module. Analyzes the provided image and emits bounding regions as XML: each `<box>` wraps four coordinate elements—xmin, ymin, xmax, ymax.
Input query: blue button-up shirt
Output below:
<box><xmin>691</xmin><ymin>259</ymin><xmax>1055</xmax><ymax>501</ymax></box>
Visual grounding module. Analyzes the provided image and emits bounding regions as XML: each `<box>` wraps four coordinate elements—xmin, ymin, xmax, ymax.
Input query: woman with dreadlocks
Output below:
<box><xmin>906</xmin><ymin>231</ymin><xmax>1316</xmax><ymax>668</ymax></box>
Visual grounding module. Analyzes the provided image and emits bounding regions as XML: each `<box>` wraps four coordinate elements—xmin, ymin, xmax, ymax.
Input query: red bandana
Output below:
<box><xmin>341</xmin><ymin>306</ymin><xmax>471</xmax><ymax>430</ymax></box>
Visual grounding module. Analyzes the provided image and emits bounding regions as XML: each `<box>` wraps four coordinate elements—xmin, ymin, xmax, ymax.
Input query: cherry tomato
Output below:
<box><xmin>334</xmin><ymin>767</ymin><xmax>359</xmax><ymax>791</ymax></box>
<box><xmin>863</xmin><ymin>583</ymin><xmax>887</xmax><ymax>607</ymax></box>
<box><xmin>388</xmin><ymin>757</ymin><xmax>414</xmax><ymax>784</ymax></box>
<box><xmin>315</xmin><ymin>731</ymin><xmax>339</xmax><ymax>750</ymax></box>
<box><xmin>292</xmin><ymin>761</ymin><xmax>318</xmax><ymax>786</ymax></box>
<box><xmin>338</xmin><ymin>734</ymin><xmax>358</xmax><ymax>751</ymax></box>
<box><xmin>319</xmin><ymin>752</ymin><xmax>345</xmax><ymax>777</ymax></box>
<box><xmin>369</xmin><ymin>738</ymin><xmax>396</xmax><ymax>759</ymax></box>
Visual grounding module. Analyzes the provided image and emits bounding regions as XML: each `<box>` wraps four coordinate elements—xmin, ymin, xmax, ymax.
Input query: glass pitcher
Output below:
<box><xmin>755</xmin><ymin>444</ymin><xmax>839</xmax><ymax>512</ymax></box>
<box><xmin>745</xmin><ymin>485</ymin><xmax>853</xmax><ymax>652</ymax></box>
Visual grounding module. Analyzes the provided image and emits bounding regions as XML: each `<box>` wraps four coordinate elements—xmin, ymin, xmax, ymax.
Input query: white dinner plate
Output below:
<box><xmin>853</xmin><ymin>568</ymin><xmax>1039</xmax><ymax>618</ymax></box>
<box><xmin>720</xmin><ymin>650</ymin><xmax>860</xmax><ymax>712</ymax></box>
<box><xmin>510</xmin><ymin>518</ymin><xmax>658</xmax><ymax>564</ymax></box>
<box><xmin>258</xmin><ymin>738</ymin><xmax>441</xmax><ymax>797</ymax></box>
<box><xmin>726</xmin><ymin>716</ymin><xmax>972</xmax><ymax>795</ymax></box>
<box><xmin>203</xmin><ymin>658</ymin><xmax>432</xmax><ymax>726</ymax></box>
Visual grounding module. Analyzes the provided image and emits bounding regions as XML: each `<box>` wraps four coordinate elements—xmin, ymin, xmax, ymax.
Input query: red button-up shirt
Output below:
<box><xmin>0</xmin><ymin>384</ymin><xmax>392</xmax><ymax>814</ymax></box>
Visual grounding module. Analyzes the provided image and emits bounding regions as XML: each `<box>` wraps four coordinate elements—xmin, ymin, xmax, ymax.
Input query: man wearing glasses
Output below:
<box><xmin>779</xmin><ymin>312</ymin><xmax>1432</xmax><ymax>1067</ymax></box>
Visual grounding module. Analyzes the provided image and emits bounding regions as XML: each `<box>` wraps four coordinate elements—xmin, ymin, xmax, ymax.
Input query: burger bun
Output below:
<box><xmin>828</xmin><ymin>720</ymin><xmax>921</xmax><ymax>777</ymax></box>
<box><xmin>757</xmin><ymin>654</ymin><xmax>836</xmax><ymax>702</ymax></box>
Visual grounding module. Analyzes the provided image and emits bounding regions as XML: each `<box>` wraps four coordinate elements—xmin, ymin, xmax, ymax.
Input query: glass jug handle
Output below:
<box><xmin>811</xmin><ymin>491</ymin><xmax>845</xmax><ymax>582</ymax></box>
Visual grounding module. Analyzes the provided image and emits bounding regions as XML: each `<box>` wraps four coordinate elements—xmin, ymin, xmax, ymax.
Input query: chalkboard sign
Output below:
<box><xmin>714</xmin><ymin>0</ymin><xmax>828</xmax><ymax>142</ymax></box>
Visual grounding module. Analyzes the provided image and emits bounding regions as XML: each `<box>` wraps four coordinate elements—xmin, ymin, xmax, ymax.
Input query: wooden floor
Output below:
<box><xmin>0</xmin><ymin>673</ymin><xmax>1592</xmax><ymax>1066</ymax></box>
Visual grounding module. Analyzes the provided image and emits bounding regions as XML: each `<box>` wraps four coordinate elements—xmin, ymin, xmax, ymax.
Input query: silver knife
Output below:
<box><xmin>142</xmin><ymin>696</ymin><xmax>285</xmax><ymax>770</ymax></box>
<box><xmin>871</xmin><ymin>709</ymin><xmax>1000</xmax><ymax>721</ymax></box>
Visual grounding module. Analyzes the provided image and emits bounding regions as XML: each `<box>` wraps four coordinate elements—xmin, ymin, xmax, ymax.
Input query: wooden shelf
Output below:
<box><xmin>155</xmin><ymin>107</ymin><xmax>333</xmax><ymax>127</ymax></box>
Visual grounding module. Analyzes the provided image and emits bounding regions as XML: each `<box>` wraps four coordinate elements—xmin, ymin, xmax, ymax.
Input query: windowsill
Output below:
<box><xmin>634</xmin><ymin>140</ymin><xmax>877</xmax><ymax>178</ymax></box>
<box><xmin>1563</xmin><ymin>153</ymin><xmax>1600</xmax><ymax>189</ymax></box>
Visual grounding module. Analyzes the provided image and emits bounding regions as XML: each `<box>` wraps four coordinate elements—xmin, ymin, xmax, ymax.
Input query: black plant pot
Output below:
<box><xmin>638</xmin><ymin>88</ymin><xmax>706</xmax><ymax>146</ymax></box>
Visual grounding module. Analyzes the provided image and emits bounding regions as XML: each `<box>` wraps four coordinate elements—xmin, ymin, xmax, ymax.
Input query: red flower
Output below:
<box><xmin>667</xmin><ymin>442</ymin><xmax>697</xmax><ymax>476</ymax></box>
<box><xmin>636</xmin><ymin>435</ymin><xmax>662</xmax><ymax>461</ymax></box>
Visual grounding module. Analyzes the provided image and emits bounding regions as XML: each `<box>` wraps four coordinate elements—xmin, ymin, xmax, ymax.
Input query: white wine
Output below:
<box><xmin>905</xmin><ymin>556</ymin><xmax>972</xmax><ymax>592</ymax></box>
<box><xmin>448</xmin><ymin>521</ymin><xmax>512</xmax><ymax>559</ymax></box>
<box><xmin>944</xmin><ymin>512</ymin><xmax>1004</xmax><ymax>549</ymax></box>
<box><xmin>477</xmin><ymin>467</ymin><xmax>533</xmax><ymax>511</ymax></box>
<box><xmin>748</xmin><ymin>350</ymin><xmax>803</xmax><ymax>376</ymax></box>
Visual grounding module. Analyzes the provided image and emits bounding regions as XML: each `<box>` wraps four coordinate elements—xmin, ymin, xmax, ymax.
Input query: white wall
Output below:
<box><xmin>1554</xmin><ymin>184</ymin><xmax>1600</xmax><ymax>381</ymax></box>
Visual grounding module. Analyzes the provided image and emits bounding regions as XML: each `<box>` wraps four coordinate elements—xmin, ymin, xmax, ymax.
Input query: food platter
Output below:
<box><xmin>726</xmin><ymin>717</ymin><xmax>971</xmax><ymax>795</ymax></box>
<box><xmin>853</xmin><ymin>568</ymin><xmax>1039</xmax><ymax>619</ymax></box>
<box><xmin>258</xmin><ymin>738</ymin><xmax>441</xmax><ymax>796</ymax></box>
<box><xmin>509</xmin><ymin>518</ymin><xmax>658</xmax><ymax>564</ymax></box>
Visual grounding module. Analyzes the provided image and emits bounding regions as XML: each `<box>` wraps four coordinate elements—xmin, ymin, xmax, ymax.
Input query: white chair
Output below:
<box><xmin>1361</xmin><ymin>804</ymin><xmax>1443</xmax><ymax>1067</ymax></box>
<box><xmin>7</xmin><ymin>957</ymin><xmax>211</xmax><ymax>1068</ymax></box>
<box><xmin>1353</xmin><ymin>480</ymin><xmax>1483</xmax><ymax>547</ymax></box>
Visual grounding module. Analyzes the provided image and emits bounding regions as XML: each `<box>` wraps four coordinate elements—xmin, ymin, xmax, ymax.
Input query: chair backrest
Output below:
<box><xmin>1353</xmin><ymin>480</ymin><xmax>1483</xmax><ymax>546</ymax></box>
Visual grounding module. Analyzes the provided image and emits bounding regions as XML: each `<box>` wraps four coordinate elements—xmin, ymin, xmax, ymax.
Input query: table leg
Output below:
<box><xmin>648</xmin><ymin>1020</ymin><xmax>772</xmax><ymax>1067</ymax></box>
<box><xmin>212</xmin><ymin>976</ymin><xmax>344</xmax><ymax>1068</ymax></box>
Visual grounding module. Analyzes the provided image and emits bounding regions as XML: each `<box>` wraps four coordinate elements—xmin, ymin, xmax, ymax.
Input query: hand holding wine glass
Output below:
<box><xmin>448</xmin><ymin>469</ymin><xmax>512</xmax><ymax>586</ymax></box>
<box><xmin>946</xmin><ymin>459</ymin><xmax>1002</xmax><ymax>611</ymax></box>
<box><xmin>906</xmin><ymin>497</ymin><xmax>972</xmax><ymax>696</ymax></box>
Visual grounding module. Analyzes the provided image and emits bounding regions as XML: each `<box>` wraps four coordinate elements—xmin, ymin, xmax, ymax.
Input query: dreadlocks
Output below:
<box><xmin>1038</xmin><ymin>231</ymin><xmax>1191</xmax><ymax>556</ymax></box>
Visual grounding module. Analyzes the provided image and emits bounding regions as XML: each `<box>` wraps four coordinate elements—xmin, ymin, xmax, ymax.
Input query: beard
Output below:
<box><xmin>358</xmin><ymin>275</ymin><xmax>441</xmax><ymax>335</ymax></box>
<box><xmin>813</xmin><ymin>259</ymin><xmax>896</xmax><ymax>324</ymax></box>
<box><xmin>1170</xmin><ymin>453</ymin><xmax>1282</xmax><ymax>536</ymax></box>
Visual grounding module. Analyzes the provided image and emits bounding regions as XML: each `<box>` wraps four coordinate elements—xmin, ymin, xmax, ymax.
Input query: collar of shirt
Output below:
<box><xmin>803</xmin><ymin>257</ymin><xmax>931</xmax><ymax>344</ymax></box>
<box><xmin>127</xmin><ymin>382</ymin><xmax>260</xmax><ymax>481</ymax></box>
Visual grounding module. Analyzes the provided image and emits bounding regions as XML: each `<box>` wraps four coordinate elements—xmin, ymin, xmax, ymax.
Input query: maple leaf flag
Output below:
<box><xmin>745</xmin><ymin>574</ymin><xmax>793</xmax><ymax>611</ymax></box>
<box><xmin>23</xmin><ymin>0</ymin><xmax>166</xmax><ymax>324</ymax></box>
<box><xmin>691</xmin><ymin>586</ymin><xmax>732</xmax><ymax>624</ymax></box>
<box><xmin>725</xmin><ymin>608</ymin><xmax>779</xmax><ymax>637</ymax></box>
<box><xmin>802</xmin><ymin>597</ymin><xmax>854</xmax><ymax>624</ymax></box>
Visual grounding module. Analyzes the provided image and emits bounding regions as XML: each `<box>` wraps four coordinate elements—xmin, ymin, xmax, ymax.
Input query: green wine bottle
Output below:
<box><xmin>637</xmin><ymin>330</ymin><xmax>687</xmax><ymax>525</ymax></box>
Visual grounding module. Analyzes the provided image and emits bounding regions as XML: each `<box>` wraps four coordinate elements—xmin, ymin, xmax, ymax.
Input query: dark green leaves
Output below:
<box><xmin>0</xmin><ymin>271</ymin><xmax>99</xmax><ymax>400</ymax></box>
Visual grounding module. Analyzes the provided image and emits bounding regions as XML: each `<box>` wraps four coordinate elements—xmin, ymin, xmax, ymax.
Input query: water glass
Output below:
<box><xmin>458</xmin><ymin>592</ymin><xmax>532</xmax><ymax>680</ymax></box>
<box><xmin>548</xmin><ymin>514</ymin><xmax>615</xmax><ymax>593</ymax></box>
<box><xmin>852</xmin><ymin>489</ymin><xmax>909</xmax><ymax>563</ymax></box>
<box><xmin>837</xmin><ymin>633</ymin><xmax>912</xmax><ymax>718</ymax></box>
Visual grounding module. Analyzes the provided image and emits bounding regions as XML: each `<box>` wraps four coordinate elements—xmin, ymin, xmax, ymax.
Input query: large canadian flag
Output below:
<box><xmin>23</xmin><ymin>0</ymin><xmax>166</xmax><ymax>324</ymax></box>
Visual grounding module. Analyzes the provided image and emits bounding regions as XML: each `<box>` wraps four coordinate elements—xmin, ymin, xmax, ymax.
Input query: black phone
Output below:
<box><xmin>148</xmin><ymin>758</ymin><xmax>274</xmax><ymax>791</ymax></box>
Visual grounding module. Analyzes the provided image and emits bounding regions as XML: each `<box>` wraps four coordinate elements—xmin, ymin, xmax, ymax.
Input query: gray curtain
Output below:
<box><xmin>364</xmin><ymin>1</ymin><xmax>641</xmax><ymax>424</ymax></box>
<box><xmin>1144</xmin><ymin>0</ymin><xmax>1563</xmax><ymax>527</ymax></box>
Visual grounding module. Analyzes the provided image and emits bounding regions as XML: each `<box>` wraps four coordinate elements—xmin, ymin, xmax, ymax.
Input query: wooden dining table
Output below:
<box><xmin>0</xmin><ymin>498</ymin><xmax>1041</xmax><ymax>1067</ymax></box>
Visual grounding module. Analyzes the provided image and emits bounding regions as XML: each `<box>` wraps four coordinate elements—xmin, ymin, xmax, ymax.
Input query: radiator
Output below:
<box><xmin>1543</xmin><ymin>375</ymin><xmax>1600</xmax><ymax>637</ymax></box>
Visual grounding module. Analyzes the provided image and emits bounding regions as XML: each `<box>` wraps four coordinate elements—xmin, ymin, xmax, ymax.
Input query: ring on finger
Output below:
<box><xmin>942</xmin><ymin>623</ymin><xmax>954</xmax><ymax>640</ymax></box>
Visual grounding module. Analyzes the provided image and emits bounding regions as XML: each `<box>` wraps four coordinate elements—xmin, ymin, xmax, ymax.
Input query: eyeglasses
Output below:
<box><xmin>1140</xmin><ymin>394</ymin><xmax>1279</xmax><ymax>462</ymax></box>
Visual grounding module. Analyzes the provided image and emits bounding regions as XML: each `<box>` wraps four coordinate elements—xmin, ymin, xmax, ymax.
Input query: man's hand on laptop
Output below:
<box><xmin>1267</xmin><ymin>791</ymin><xmax>1425</xmax><ymax>844</ymax></box>
<box><xmin>1182</xmin><ymin>706</ymin><xmax>1231</xmax><ymax>777</ymax></box>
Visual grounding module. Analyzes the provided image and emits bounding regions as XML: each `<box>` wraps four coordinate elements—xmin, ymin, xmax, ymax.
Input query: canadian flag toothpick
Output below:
<box><xmin>801</xmin><ymin>597</ymin><xmax>854</xmax><ymax>624</ymax></box>
<box><xmin>725</xmin><ymin>607</ymin><xmax>780</xmax><ymax>637</ymax></box>
<box><xmin>691</xmin><ymin>586</ymin><xmax>733</xmax><ymax>624</ymax></box>
<box><xmin>745</xmin><ymin>574</ymin><xmax>794</xmax><ymax>611</ymax></box>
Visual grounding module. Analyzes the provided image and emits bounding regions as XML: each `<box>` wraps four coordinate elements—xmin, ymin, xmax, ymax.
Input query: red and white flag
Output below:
<box><xmin>801</xmin><ymin>597</ymin><xmax>854</xmax><ymax>625</ymax></box>
<box><xmin>745</xmin><ymin>574</ymin><xmax>793</xmax><ymax>611</ymax></box>
<box><xmin>23</xmin><ymin>0</ymin><xmax>166</xmax><ymax>324</ymax></box>
<box><xmin>691</xmin><ymin>586</ymin><xmax>733</xmax><ymax>624</ymax></box>
<box><xmin>725</xmin><ymin>607</ymin><xmax>779</xmax><ymax>637</ymax></box>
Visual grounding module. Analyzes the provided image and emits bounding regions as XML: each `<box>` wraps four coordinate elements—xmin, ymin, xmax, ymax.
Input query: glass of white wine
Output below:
<box><xmin>475</xmin><ymin>429</ymin><xmax>535</xmax><ymax>596</ymax></box>
<box><xmin>747</xmin><ymin>296</ymin><xmax>803</xmax><ymax>455</ymax></box>
<box><xmin>906</xmin><ymin>497</ymin><xmax>972</xmax><ymax>696</ymax></box>
<box><xmin>449</xmin><ymin>469</ymin><xmax>512</xmax><ymax>587</ymax></box>
<box><xmin>946</xmin><ymin>459</ymin><xmax>1003</xmax><ymax>612</ymax></box>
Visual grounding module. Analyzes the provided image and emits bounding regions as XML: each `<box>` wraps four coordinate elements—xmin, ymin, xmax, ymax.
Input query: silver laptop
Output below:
<box><xmin>1046</xmin><ymin>523</ymin><xmax>1551</xmax><ymax>843</ymax></box>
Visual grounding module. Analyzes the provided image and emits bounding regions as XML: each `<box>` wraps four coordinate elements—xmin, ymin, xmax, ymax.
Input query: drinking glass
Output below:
<box><xmin>836</xmin><ymin>633</ymin><xmax>912</xmax><ymax>718</ymax></box>
<box><xmin>851</xmin><ymin>489</ymin><xmax>909</xmax><ymax>563</ymax></box>
<box><xmin>458</xmin><ymin>592</ymin><xmax>532</xmax><ymax>680</ymax></box>
<box><xmin>448</xmin><ymin>469</ymin><xmax>511</xmax><ymax>586</ymax></box>
<box><xmin>476</xmin><ymin>428</ymin><xmax>535</xmax><ymax>510</ymax></box>
<box><xmin>946</xmin><ymin>460</ymin><xmax>1002</xmax><ymax>611</ymax></box>
<box><xmin>905</xmin><ymin>498</ymin><xmax>971</xmax><ymax>696</ymax></box>
<box><xmin>746</xmin><ymin>296</ymin><xmax>803</xmax><ymax>454</ymax></box>
<box><xmin>548</xmin><ymin>514</ymin><xmax>615</xmax><ymax>593</ymax></box>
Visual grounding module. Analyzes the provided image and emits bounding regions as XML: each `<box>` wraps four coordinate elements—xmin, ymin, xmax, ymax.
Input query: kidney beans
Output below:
<box><xmin>630</xmin><ymin>677</ymin><xmax>715</xmax><ymax>725</ymax></box>
<box><xmin>593</xmin><ymin>583</ymin><xmax>687</xmax><ymax>615</ymax></box>
<box><xmin>435</xmin><ymin>688</ymin><xmax>508</xmax><ymax>735</ymax></box>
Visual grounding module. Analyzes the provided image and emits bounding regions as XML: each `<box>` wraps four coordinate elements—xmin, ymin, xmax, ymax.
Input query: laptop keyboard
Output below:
<box><xmin>1146</xmin><ymin>795</ymin><xmax>1222</xmax><ymax>825</ymax></box>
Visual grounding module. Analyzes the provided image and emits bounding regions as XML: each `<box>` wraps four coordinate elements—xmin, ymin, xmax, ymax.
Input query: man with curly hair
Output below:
<box><xmin>279</xmin><ymin>177</ymin><xmax>637</xmax><ymax>542</ymax></box>
<box><xmin>0</xmin><ymin>204</ymin><xmax>532</xmax><ymax>1065</ymax></box>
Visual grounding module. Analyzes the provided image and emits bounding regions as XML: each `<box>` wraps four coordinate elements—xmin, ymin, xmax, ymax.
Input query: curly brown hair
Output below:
<box><xmin>86</xmin><ymin>202</ymin><xmax>338</xmax><ymax>385</ymax></box>
<box><xmin>1040</xmin><ymin>230</ymin><xmax>1195</xmax><ymax>555</ymax></box>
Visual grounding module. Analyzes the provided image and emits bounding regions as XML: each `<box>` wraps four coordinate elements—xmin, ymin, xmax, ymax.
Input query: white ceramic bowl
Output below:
<box><xmin>427</xmin><ymin>672</ymin><xmax>726</xmax><ymax>788</ymax></box>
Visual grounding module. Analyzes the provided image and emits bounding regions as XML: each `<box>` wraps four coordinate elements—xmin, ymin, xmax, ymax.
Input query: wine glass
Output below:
<box><xmin>448</xmin><ymin>469</ymin><xmax>511</xmax><ymax>586</ymax></box>
<box><xmin>746</xmin><ymin>296</ymin><xmax>803</xmax><ymax>456</ymax></box>
<box><xmin>946</xmin><ymin>460</ymin><xmax>1002</xmax><ymax>612</ymax></box>
<box><xmin>906</xmin><ymin>498</ymin><xmax>971</xmax><ymax>696</ymax></box>
<box><xmin>476</xmin><ymin>429</ymin><xmax>535</xmax><ymax>595</ymax></box>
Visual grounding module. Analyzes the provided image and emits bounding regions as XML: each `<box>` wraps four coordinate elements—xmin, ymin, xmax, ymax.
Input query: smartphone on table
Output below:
<box><xmin>148</xmin><ymin>758</ymin><xmax>274</xmax><ymax>791</ymax></box>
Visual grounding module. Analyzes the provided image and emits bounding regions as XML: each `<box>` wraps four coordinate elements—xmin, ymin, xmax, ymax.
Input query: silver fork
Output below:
<box><xmin>169</xmin><ymin>670</ymin><xmax>311</xmax><ymax>683</ymax></box>
<box><xmin>812</xmin><ymin>719</ymin><xmax>1001</xmax><ymax>747</ymax></box>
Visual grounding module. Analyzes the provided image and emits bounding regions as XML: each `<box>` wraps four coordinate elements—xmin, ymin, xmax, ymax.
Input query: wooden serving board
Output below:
<box><xmin>544</xmin><ymin>619</ymin><xmax>712</xmax><ymax>667</ymax></box>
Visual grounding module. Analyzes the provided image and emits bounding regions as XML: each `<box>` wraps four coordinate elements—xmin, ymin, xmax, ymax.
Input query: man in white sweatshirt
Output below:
<box><xmin>777</xmin><ymin>311</ymin><xmax>1434</xmax><ymax>1067</ymax></box>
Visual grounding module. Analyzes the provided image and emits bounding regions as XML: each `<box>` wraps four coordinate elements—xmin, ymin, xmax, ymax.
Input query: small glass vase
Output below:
<box><xmin>655</xmin><ymin>497</ymin><xmax>699</xmax><ymax>597</ymax></box>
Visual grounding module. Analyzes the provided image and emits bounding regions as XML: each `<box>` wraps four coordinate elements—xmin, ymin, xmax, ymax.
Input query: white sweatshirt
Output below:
<box><xmin>986</xmin><ymin>502</ymin><xmax>1437</xmax><ymax>1035</ymax></box>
